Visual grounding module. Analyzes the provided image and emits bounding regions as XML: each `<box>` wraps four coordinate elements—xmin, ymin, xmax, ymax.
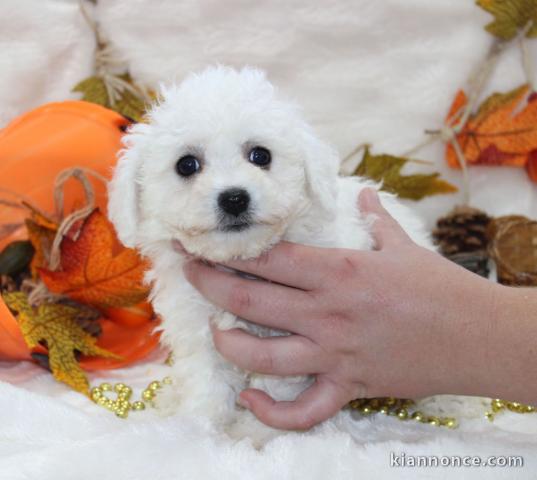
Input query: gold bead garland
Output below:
<box><xmin>91</xmin><ymin>377</ymin><xmax>172</xmax><ymax>419</ymax></box>
<box><xmin>91</xmin><ymin>382</ymin><xmax>535</xmax><ymax>427</ymax></box>
<box><xmin>348</xmin><ymin>398</ymin><xmax>458</xmax><ymax>429</ymax></box>
<box><xmin>485</xmin><ymin>398</ymin><xmax>536</xmax><ymax>421</ymax></box>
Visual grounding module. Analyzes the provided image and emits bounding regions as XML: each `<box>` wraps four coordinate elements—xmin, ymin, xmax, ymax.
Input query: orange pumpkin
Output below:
<box><xmin>0</xmin><ymin>101</ymin><xmax>161</xmax><ymax>367</ymax></box>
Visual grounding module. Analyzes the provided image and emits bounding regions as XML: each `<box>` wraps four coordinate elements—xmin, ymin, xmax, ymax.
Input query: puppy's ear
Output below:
<box><xmin>107</xmin><ymin>141</ymin><xmax>142</xmax><ymax>248</ymax></box>
<box><xmin>300</xmin><ymin>128</ymin><xmax>340</xmax><ymax>211</ymax></box>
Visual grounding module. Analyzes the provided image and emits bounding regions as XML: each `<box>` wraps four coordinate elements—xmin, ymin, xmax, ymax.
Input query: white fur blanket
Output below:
<box><xmin>1</xmin><ymin>1</ymin><xmax>537</xmax><ymax>479</ymax></box>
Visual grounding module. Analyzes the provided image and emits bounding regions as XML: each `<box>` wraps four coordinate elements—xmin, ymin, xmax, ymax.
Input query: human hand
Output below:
<box><xmin>183</xmin><ymin>188</ymin><xmax>508</xmax><ymax>430</ymax></box>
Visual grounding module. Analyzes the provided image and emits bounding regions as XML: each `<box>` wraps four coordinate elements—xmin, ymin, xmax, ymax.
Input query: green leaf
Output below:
<box><xmin>72</xmin><ymin>76</ymin><xmax>109</xmax><ymax>107</ymax></box>
<box><xmin>476</xmin><ymin>0</ymin><xmax>537</xmax><ymax>40</ymax></box>
<box><xmin>353</xmin><ymin>148</ymin><xmax>458</xmax><ymax>201</ymax></box>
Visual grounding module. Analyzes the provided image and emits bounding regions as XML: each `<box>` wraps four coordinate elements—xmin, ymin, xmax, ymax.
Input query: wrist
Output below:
<box><xmin>445</xmin><ymin>280</ymin><xmax>537</xmax><ymax>403</ymax></box>
<box><xmin>482</xmin><ymin>284</ymin><xmax>537</xmax><ymax>404</ymax></box>
<box><xmin>433</xmin><ymin>275</ymin><xmax>506</xmax><ymax>398</ymax></box>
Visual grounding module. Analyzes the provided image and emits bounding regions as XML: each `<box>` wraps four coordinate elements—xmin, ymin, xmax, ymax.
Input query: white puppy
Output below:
<box><xmin>108</xmin><ymin>65</ymin><xmax>432</xmax><ymax>440</ymax></box>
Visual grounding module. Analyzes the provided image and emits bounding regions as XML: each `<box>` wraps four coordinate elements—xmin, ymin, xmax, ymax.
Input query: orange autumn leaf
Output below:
<box><xmin>445</xmin><ymin>85</ymin><xmax>537</xmax><ymax>180</ymax></box>
<box><xmin>39</xmin><ymin>209</ymin><xmax>150</xmax><ymax>309</ymax></box>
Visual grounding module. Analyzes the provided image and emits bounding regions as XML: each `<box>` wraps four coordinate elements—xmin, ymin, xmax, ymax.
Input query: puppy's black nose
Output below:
<box><xmin>218</xmin><ymin>188</ymin><xmax>250</xmax><ymax>216</ymax></box>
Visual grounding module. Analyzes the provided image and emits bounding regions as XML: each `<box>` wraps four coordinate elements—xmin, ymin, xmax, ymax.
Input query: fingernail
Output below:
<box><xmin>237</xmin><ymin>394</ymin><xmax>251</xmax><ymax>410</ymax></box>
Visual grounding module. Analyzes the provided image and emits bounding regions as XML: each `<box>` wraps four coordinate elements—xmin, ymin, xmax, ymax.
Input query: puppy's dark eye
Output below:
<box><xmin>248</xmin><ymin>146</ymin><xmax>271</xmax><ymax>168</ymax></box>
<box><xmin>175</xmin><ymin>155</ymin><xmax>201</xmax><ymax>177</ymax></box>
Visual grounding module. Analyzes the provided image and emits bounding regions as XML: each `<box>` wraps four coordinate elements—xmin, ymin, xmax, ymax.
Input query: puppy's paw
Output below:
<box><xmin>227</xmin><ymin>411</ymin><xmax>281</xmax><ymax>448</ymax></box>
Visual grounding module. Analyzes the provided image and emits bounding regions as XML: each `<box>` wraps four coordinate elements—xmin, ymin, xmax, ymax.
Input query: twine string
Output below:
<box><xmin>49</xmin><ymin>167</ymin><xmax>108</xmax><ymax>271</ymax></box>
<box><xmin>513</xmin><ymin>20</ymin><xmax>536</xmax><ymax>116</ymax></box>
<box><xmin>519</xmin><ymin>21</ymin><xmax>536</xmax><ymax>93</ymax></box>
<box><xmin>25</xmin><ymin>167</ymin><xmax>108</xmax><ymax>306</ymax></box>
<box><xmin>400</xmin><ymin>21</ymin><xmax>534</xmax><ymax>206</ymax></box>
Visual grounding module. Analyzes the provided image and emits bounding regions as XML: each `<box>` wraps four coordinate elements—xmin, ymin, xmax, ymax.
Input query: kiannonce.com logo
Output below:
<box><xmin>390</xmin><ymin>452</ymin><xmax>524</xmax><ymax>468</ymax></box>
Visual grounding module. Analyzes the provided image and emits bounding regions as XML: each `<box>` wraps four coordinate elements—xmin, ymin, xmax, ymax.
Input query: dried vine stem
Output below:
<box><xmin>0</xmin><ymin>187</ymin><xmax>38</xmax><ymax>211</ymax></box>
<box><xmin>79</xmin><ymin>0</ymin><xmax>152</xmax><ymax>105</ymax></box>
<box><xmin>520</xmin><ymin>21</ymin><xmax>536</xmax><ymax>93</ymax></box>
<box><xmin>514</xmin><ymin>20</ymin><xmax>536</xmax><ymax>116</ymax></box>
<box><xmin>342</xmin><ymin>34</ymin><xmax>507</xmax><ymax>196</ymax></box>
<box><xmin>401</xmin><ymin>21</ymin><xmax>535</xmax><ymax>205</ymax></box>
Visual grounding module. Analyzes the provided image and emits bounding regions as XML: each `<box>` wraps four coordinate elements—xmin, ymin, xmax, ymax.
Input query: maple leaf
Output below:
<box><xmin>39</xmin><ymin>209</ymin><xmax>150</xmax><ymax>309</ymax></box>
<box><xmin>72</xmin><ymin>73</ymin><xmax>151</xmax><ymax>122</ymax></box>
<box><xmin>445</xmin><ymin>85</ymin><xmax>537</xmax><ymax>182</ymax></box>
<box><xmin>353</xmin><ymin>148</ymin><xmax>458</xmax><ymax>200</ymax></box>
<box><xmin>2</xmin><ymin>292</ymin><xmax>120</xmax><ymax>395</ymax></box>
<box><xmin>72</xmin><ymin>76</ymin><xmax>109</xmax><ymax>107</ymax></box>
<box><xmin>113</xmin><ymin>79</ymin><xmax>149</xmax><ymax>122</ymax></box>
<box><xmin>477</xmin><ymin>0</ymin><xmax>537</xmax><ymax>40</ymax></box>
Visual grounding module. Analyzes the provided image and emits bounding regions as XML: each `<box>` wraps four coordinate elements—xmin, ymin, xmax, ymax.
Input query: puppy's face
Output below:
<box><xmin>109</xmin><ymin>67</ymin><xmax>338</xmax><ymax>262</ymax></box>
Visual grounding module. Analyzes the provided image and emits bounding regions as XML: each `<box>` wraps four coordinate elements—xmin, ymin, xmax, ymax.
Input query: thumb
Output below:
<box><xmin>358</xmin><ymin>188</ymin><xmax>411</xmax><ymax>250</ymax></box>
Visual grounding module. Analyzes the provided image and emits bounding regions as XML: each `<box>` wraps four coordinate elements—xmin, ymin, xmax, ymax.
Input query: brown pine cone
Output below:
<box><xmin>446</xmin><ymin>251</ymin><xmax>490</xmax><ymax>278</ymax></box>
<box><xmin>433</xmin><ymin>206</ymin><xmax>492</xmax><ymax>255</ymax></box>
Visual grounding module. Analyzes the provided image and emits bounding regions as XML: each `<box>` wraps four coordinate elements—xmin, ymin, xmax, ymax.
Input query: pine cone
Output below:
<box><xmin>446</xmin><ymin>251</ymin><xmax>489</xmax><ymax>278</ymax></box>
<box><xmin>433</xmin><ymin>206</ymin><xmax>491</xmax><ymax>255</ymax></box>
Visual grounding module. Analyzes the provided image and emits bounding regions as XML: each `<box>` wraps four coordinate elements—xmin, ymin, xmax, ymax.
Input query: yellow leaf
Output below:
<box><xmin>353</xmin><ymin>148</ymin><xmax>458</xmax><ymax>201</ymax></box>
<box><xmin>72</xmin><ymin>76</ymin><xmax>109</xmax><ymax>107</ymax></box>
<box><xmin>2</xmin><ymin>292</ymin><xmax>120</xmax><ymax>395</ymax></box>
<box><xmin>72</xmin><ymin>73</ymin><xmax>152</xmax><ymax>122</ymax></box>
<box><xmin>476</xmin><ymin>0</ymin><xmax>537</xmax><ymax>40</ymax></box>
<box><xmin>115</xmin><ymin>88</ymin><xmax>147</xmax><ymax>123</ymax></box>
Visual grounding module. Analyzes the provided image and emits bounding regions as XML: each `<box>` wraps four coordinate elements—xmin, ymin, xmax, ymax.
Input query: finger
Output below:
<box><xmin>358</xmin><ymin>188</ymin><xmax>411</xmax><ymax>250</ymax></box>
<box><xmin>219</xmin><ymin>241</ymin><xmax>332</xmax><ymax>291</ymax></box>
<box><xmin>184</xmin><ymin>260</ymin><xmax>315</xmax><ymax>335</ymax></box>
<box><xmin>212</xmin><ymin>327</ymin><xmax>328</xmax><ymax>375</ymax></box>
<box><xmin>238</xmin><ymin>377</ymin><xmax>349</xmax><ymax>430</ymax></box>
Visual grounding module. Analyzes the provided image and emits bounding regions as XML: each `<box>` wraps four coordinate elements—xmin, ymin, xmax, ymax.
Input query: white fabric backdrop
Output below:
<box><xmin>1</xmin><ymin>1</ymin><xmax>537</xmax><ymax>479</ymax></box>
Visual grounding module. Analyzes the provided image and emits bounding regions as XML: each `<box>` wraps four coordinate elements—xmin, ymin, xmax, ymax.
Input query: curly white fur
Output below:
<box><xmin>108</xmin><ymin>65</ymin><xmax>432</xmax><ymax>442</ymax></box>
